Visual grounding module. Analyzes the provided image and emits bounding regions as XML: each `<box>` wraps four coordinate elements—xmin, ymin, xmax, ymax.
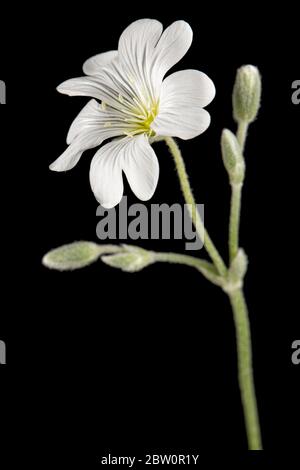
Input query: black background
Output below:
<box><xmin>0</xmin><ymin>1</ymin><xmax>299</xmax><ymax>466</ymax></box>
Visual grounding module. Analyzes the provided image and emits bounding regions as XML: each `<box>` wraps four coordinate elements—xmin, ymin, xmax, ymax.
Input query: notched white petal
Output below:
<box><xmin>152</xmin><ymin>108</ymin><xmax>211</xmax><ymax>140</ymax></box>
<box><xmin>152</xmin><ymin>69</ymin><xmax>215</xmax><ymax>140</ymax></box>
<box><xmin>118</xmin><ymin>18</ymin><xmax>163</xmax><ymax>101</ymax></box>
<box><xmin>50</xmin><ymin>131</ymin><xmax>104</xmax><ymax>172</ymax></box>
<box><xmin>153</xmin><ymin>20</ymin><xmax>193</xmax><ymax>80</ymax></box>
<box><xmin>67</xmin><ymin>99</ymin><xmax>103</xmax><ymax>144</ymax></box>
<box><xmin>122</xmin><ymin>134</ymin><xmax>159</xmax><ymax>201</ymax></box>
<box><xmin>83</xmin><ymin>50</ymin><xmax>118</xmax><ymax>76</ymax></box>
<box><xmin>89</xmin><ymin>134</ymin><xmax>159</xmax><ymax>207</ymax></box>
<box><xmin>160</xmin><ymin>69</ymin><xmax>216</xmax><ymax>109</ymax></box>
<box><xmin>118</xmin><ymin>18</ymin><xmax>163</xmax><ymax>55</ymax></box>
<box><xmin>49</xmin><ymin>146</ymin><xmax>83</xmax><ymax>172</ymax></box>
<box><xmin>57</xmin><ymin>76</ymin><xmax>105</xmax><ymax>101</ymax></box>
<box><xmin>89</xmin><ymin>139</ymin><xmax>126</xmax><ymax>208</ymax></box>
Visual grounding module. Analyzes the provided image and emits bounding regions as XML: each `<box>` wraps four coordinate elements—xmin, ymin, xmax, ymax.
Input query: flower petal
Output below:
<box><xmin>159</xmin><ymin>69</ymin><xmax>215</xmax><ymax>109</ymax></box>
<box><xmin>83</xmin><ymin>50</ymin><xmax>118</xmax><ymax>76</ymax></box>
<box><xmin>50</xmin><ymin>131</ymin><xmax>103</xmax><ymax>172</ymax></box>
<box><xmin>57</xmin><ymin>76</ymin><xmax>126</xmax><ymax>110</ymax></box>
<box><xmin>66</xmin><ymin>99</ymin><xmax>125</xmax><ymax>145</ymax></box>
<box><xmin>51</xmin><ymin>96</ymin><xmax>132</xmax><ymax>172</ymax></box>
<box><xmin>49</xmin><ymin>145</ymin><xmax>83</xmax><ymax>172</ymax></box>
<box><xmin>122</xmin><ymin>134</ymin><xmax>159</xmax><ymax>201</ymax></box>
<box><xmin>118</xmin><ymin>18</ymin><xmax>163</xmax><ymax>69</ymax></box>
<box><xmin>153</xmin><ymin>21</ymin><xmax>193</xmax><ymax>81</ymax></box>
<box><xmin>151</xmin><ymin>70</ymin><xmax>215</xmax><ymax>140</ymax></box>
<box><xmin>89</xmin><ymin>139</ymin><xmax>126</xmax><ymax>208</ymax></box>
<box><xmin>152</xmin><ymin>109</ymin><xmax>211</xmax><ymax>141</ymax></box>
<box><xmin>57</xmin><ymin>76</ymin><xmax>105</xmax><ymax>100</ymax></box>
<box><xmin>89</xmin><ymin>135</ymin><xmax>159</xmax><ymax>207</ymax></box>
<box><xmin>118</xmin><ymin>19</ymin><xmax>163</xmax><ymax>101</ymax></box>
<box><xmin>67</xmin><ymin>99</ymin><xmax>101</xmax><ymax>144</ymax></box>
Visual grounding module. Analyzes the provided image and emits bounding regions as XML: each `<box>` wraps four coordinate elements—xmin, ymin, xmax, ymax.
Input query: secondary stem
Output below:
<box><xmin>229</xmin><ymin>183</ymin><xmax>242</xmax><ymax>262</ymax></box>
<box><xmin>153</xmin><ymin>251</ymin><xmax>222</xmax><ymax>286</ymax></box>
<box><xmin>228</xmin><ymin>288</ymin><xmax>262</xmax><ymax>450</ymax></box>
<box><xmin>153</xmin><ymin>252</ymin><xmax>212</xmax><ymax>271</ymax></box>
<box><xmin>164</xmin><ymin>136</ymin><xmax>227</xmax><ymax>277</ymax></box>
<box><xmin>228</xmin><ymin>121</ymin><xmax>248</xmax><ymax>262</ymax></box>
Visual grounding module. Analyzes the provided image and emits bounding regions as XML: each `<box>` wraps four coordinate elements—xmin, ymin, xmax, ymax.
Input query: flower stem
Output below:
<box><xmin>228</xmin><ymin>121</ymin><xmax>248</xmax><ymax>263</ymax></box>
<box><xmin>228</xmin><ymin>288</ymin><xmax>262</xmax><ymax>450</ymax></box>
<box><xmin>153</xmin><ymin>251</ymin><xmax>213</xmax><ymax>271</ymax></box>
<box><xmin>164</xmin><ymin>134</ymin><xmax>262</xmax><ymax>450</ymax></box>
<box><xmin>237</xmin><ymin>121</ymin><xmax>248</xmax><ymax>151</ymax></box>
<box><xmin>153</xmin><ymin>251</ymin><xmax>222</xmax><ymax>286</ymax></box>
<box><xmin>229</xmin><ymin>183</ymin><xmax>242</xmax><ymax>263</ymax></box>
<box><xmin>164</xmin><ymin>137</ymin><xmax>227</xmax><ymax>277</ymax></box>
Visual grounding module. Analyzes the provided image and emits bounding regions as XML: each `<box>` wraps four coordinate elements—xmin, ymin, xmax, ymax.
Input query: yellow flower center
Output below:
<box><xmin>101</xmin><ymin>93</ymin><xmax>159</xmax><ymax>139</ymax></box>
<box><xmin>123</xmin><ymin>98</ymin><xmax>159</xmax><ymax>138</ymax></box>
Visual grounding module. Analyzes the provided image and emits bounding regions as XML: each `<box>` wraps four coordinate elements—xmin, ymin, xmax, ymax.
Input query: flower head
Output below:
<box><xmin>50</xmin><ymin>19</ymin><xmax>215</xmax><ymax>208</ymax></box>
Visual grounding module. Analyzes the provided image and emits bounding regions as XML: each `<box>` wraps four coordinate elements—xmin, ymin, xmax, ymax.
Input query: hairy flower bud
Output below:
<box><xmin>221</xmin><ymin>129</ymin><xmax>245</xmax><ymax>185</ymax></box>
<box><xmin>233</xmin><ymin>65</ymin><xmax>261</xmax><ymax>123</ymax></box>
<box><xmin>102</xmin><ymin>245</ymin><xmax>154</xmax><ymax>273</ymax></box>
<box><xmin>42</xmin><ymin>242</ymin><xmax>120</xmax><ymax>271</ymax></box>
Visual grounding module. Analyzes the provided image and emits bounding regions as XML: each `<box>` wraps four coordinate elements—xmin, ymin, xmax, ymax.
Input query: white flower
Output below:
<box><xmin>50</xmin><ymin>19</ymin><xmax>215</xmax><ymax>208</ymax></box>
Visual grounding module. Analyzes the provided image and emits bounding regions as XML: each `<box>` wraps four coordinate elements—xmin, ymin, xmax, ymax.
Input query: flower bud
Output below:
<box><xmin>221</xmin><ymin>129</ymin><xmax>245</xmax><ymax>185</ymax></box>
<box><xmin>233</xmin><ymin>65</ymin><xmax>261</xmax><ymax>123</ymax></box>
<box><xmin>42</xmin><ymin>241</ymin><xmax>119</xmax><ymax>271</ymax></box>
<box><xmin>102</xmin><ymin>245</ymin><xmax>154</xmax><ymax>273</ymax></box>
